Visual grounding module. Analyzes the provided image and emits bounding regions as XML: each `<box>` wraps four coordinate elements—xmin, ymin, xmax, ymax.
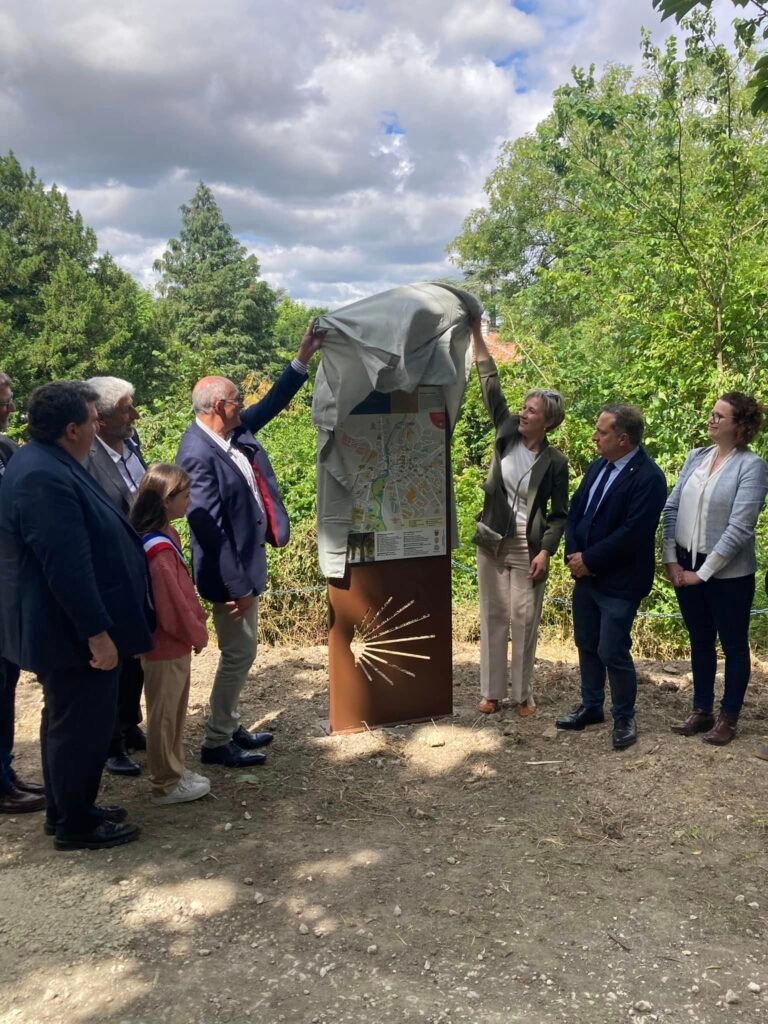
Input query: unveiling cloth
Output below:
<box><xmin>311</xmin><ymin>281</ymin><xmax>482</xmax><ymax>579</ymax></box>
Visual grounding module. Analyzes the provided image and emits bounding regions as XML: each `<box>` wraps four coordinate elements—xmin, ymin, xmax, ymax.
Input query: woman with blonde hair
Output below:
<box><xmin>131</xmin><ymin>464</ymin><xmax>210</xmax><ymax>804</ymax></box>
<box><xmin>471</xmin><ymin>321</ymin><xmax>569</xmax><ymax>716</ymax></box>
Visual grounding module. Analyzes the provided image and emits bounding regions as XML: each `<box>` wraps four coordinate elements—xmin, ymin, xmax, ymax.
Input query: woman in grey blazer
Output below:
<box><xmin>663</xmin><ymin>392</ymin><xmax>768</xmax><ymax>745</ymax></box>
<box><xmin>471</xmin><ymin>322</ymin><xmax>569</xmax><ymax>716</ymax></box>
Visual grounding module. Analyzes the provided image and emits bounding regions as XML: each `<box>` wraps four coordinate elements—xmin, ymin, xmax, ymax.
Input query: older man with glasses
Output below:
<box><xmin>84</xmin><ymin>376</ymin><xmax>149</xmax><ymax>776</ymax></box>
<box><xmin>176</xmin><ymin>324</ymin><xmax>323</xmax><ymax>768</ymax></box>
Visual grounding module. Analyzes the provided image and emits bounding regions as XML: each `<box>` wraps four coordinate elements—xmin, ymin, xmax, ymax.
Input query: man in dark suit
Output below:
<box><xmin>0</xmin><ymin>382</ymin><xmax>154</xmax><ymax>849</ymax></box>
<box><xmin>177</xmin><ymin>325</ymin><xmax>322</xmax><ymax>768</ymax></box>
<box><xmin>84</xmin><ymin>377</ymin><xmax>148</xmax><ymax>776</ymax></box>
<box><xmin>0</xmin><ymin>371</ymin><xmax>46</xmax><ymax>814</ymax></box>
<box><xmin>556</xmin><ymin>404</ymin><xmax>667</xmax><ymax>750</ymax></box>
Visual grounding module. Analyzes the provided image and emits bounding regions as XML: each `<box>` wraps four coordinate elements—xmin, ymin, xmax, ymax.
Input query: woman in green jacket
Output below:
<box><xmin>471</xmin><ymin>322</ymin><xmax>569</xmax><ymax>716</ymax></box>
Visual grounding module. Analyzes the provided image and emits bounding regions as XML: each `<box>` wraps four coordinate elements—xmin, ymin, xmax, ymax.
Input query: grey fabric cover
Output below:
<box><xmin>312</xmin><ymin>281</ymin><xmax>482</xmax><ymax>579</ymax></box>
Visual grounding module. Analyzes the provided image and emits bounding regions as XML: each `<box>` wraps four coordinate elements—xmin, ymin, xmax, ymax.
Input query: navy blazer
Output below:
<box><xmin>176</xmin><ymin>363</ymin><xmax>308</xmax><ymax>603</ymax></box>
<box><xmin>565</xmin><ymin>447</ymin><xmax>667</xmax><ymax>600</ymax></box>
<box><xmin>0</xmin><ymin>440</ymin><xmax>154</xmax><ymax>675</ymax></box>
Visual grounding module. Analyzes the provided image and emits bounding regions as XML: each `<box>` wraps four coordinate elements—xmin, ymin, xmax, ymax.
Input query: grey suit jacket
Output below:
<box><xmin>83</xmin><ymin>437</ymin><xmax>145</xmax><ymax>513</ymax></box>
<box><xmin>663</xmin><ymin>445</ymin><xmax>768</xmax><ymax>578</ymax></box>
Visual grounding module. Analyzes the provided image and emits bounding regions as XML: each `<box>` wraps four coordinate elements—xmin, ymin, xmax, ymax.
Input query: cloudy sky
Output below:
<box><xmin>0</xmin><ymin>0</ymin><xmax>738</xmax><ymax>308</ymax></box>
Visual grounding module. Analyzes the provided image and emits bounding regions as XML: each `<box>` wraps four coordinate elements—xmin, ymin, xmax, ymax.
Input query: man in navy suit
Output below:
<box><xmin>0</xmin><ymin>370</ymin><xmax>46</xmax><ymax>814</ymax></box>
<box><xmin>177</xmin><ymin>324</ymin><xmax>323</xmax><ymax>768</ymax></box>
<box><xmin>557</xmin><ymin>404</ymin><xmax>666</xmax><ymax>750</ymax></box>
<box><xmin>0</xmin><ymin>382</ymin><xmax>154</xmax><ymax>849</ymax></box>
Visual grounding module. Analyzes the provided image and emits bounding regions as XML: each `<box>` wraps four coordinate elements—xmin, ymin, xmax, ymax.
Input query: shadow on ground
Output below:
<box><xmin>2</xmin><ymin>642</ymin><xmax>768</xmax><ymax>1024</ymax></box>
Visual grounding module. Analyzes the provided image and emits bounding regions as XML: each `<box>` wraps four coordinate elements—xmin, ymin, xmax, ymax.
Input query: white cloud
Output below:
<box><xmin>0</xmin><ymin>0</ymin><xmax>744</xmax><ymax>309</ymax></box>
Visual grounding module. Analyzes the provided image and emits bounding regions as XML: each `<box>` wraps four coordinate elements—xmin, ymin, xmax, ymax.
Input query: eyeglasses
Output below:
<box><xmin>708</xmin><ymin>411</ymin><xmax>730</xmax><ymax>423</ymax></box>
<box><xmin>220</xmin><ymin>394</ymin><xmax>243</xmax><ymax>408</ymax></box>
<box><xmin>0</xmin><ymin>401</ymin><xmax>14</xmax><ymax>409</ymax></box>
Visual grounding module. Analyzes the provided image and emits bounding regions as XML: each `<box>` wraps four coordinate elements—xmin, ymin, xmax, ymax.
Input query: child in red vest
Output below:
<box><xmin>131</xmin><ymin>464</ymin><xmax>210</xmax><ymax>804</ymax></box>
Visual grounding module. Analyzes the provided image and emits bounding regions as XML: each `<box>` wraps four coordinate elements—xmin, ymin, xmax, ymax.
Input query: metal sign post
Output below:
<box><xmin>326</xmin><ymin>387</ymin><xmax>453</xmax><ymax>733</ymax></box>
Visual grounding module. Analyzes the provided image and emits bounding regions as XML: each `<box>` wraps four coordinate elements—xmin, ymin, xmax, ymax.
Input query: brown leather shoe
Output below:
<box><xmin>702</xmin><ymin>712</ymin><xmax>738</xmax><ymax>746</ymax></box>
<box><xmin>478</xmin><ymin>698</ymin><xmax>500</xmax><ymax>714</ymax></box>
<box><xmin>0</xmin><ymin>786</ymin><xmax>46</xmax><ymax>814</ymax></box>
<box><xmin>671</xmin><ymin>709</ymin><xmax>715</xmax><ymax>736</ymax></box>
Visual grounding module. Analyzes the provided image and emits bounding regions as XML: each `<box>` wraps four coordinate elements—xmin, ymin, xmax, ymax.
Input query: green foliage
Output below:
<box><xmin>0</xmin><ymin>151</ymin><xmax>160</xmax><ymax>399</ymax></box>
<box><xmin>653</xmin><ymin>0</ymin><xmax>768</xmax><ymax>114</ymax></box>
<box><xmin>449</xmin><ymin>16</ymin><xmax>768</xmax><ymax>650</ymax></box>
<box><xmin>154</xmin><ymin>183</ymin><xmax>278</xmax><ymax>383</ymax></box>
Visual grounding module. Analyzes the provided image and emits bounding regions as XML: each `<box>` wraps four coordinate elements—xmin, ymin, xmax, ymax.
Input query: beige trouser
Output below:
<box><xmin>477</xmin><ymin>536</ymin><xmax>546</xmax><ymax>703</ymax></box>
<box><xmin>141</xmin><ymin>654</ymin><xmax>192</xmax><ymax>795</ymax></box>
<box><xmin>204</xmin><ymin>600</ymin><xmax>259</xmax><ymax>748</ymax></box>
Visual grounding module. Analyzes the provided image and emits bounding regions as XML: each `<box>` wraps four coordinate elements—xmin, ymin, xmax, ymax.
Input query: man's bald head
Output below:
<box><xmin>192</xmin><ymin>376</ymin><xmax>237</xmax><ymax>415</ymax></box>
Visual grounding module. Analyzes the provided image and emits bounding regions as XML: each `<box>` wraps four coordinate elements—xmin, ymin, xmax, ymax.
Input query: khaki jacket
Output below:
<box><xmin>473</xmin><ymin>358</ymin><xmax>569</xmax><ymax>565</ymax></box>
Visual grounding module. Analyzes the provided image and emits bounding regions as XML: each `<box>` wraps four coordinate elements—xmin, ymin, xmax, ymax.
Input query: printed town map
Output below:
<box><xmin>342</xmin><ymin>387</ymin><xmax>447</xmax><ymax>562</ymax></box>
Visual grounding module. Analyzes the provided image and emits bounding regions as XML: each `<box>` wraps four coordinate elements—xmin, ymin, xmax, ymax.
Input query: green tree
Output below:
<box><xmin>154</xmin><ymin>183</ymin><xmax>278</xmax><ymax>384</ymax></box>
<box><xmin>652</xmin><ymin>0</ymin><xmax>768</xmax><ymax>113</ymax></box>
<box><xmin>0</xmin><ymin>151</ymin><xmax>164</xmax><ymax>400</ymax></box>
<box><xmin>448</xmin><ymin>15</ymin><xmax>768</xmax><ymax>646</ymax></box>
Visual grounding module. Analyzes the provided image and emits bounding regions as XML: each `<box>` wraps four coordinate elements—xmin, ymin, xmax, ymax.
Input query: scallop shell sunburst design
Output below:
<box><xmin>349</xmin><ymin>597</ymin><xmax>435</xmax><ymax>686</ymax></box>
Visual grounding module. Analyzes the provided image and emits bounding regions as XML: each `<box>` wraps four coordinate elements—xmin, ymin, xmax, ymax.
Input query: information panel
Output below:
<box><xmin>343</xmin><ymin>387</ymin><xmax>447</xmax><ymax>564</ymax></box>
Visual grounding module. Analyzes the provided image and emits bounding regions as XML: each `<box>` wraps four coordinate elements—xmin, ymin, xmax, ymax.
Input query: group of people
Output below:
<box><xmin>0</xmin><ymin>323</ymin><xmax>323</xmax><ymax>850</ymax></box>
<box><xmin>471</xmin><ymin>321</ymin><xmax>768</xmax><ymax>756</ymax></box>
<box><xmin>1</xmin><ymin>311</ymin><xmax>766</xmax><ymax>851</ymax></box>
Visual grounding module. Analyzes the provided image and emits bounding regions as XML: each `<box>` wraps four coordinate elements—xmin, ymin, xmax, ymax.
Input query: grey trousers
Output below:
<box><xmin>477</xmin><ymin>537</ymin><xmax>546</xmax><ymax>704</ymax></box>
<box><xmin>203</xmin><ymin>600</ymin><xmax>259</xmax><ymax>749</ymax></box>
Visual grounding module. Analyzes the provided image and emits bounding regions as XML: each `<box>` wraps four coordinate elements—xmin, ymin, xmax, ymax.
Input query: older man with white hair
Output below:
<box><xmin>176</xmin><ymin>324</ymin><xmax>322</xmax><ymax>768</ymax></box>
<box><xmin>85</xmin><ymin>375</ymin><xmax>148</xmax><ymax>776</ymax></box>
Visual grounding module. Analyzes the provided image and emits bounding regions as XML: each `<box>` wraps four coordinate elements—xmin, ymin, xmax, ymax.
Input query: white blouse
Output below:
<box><xmin>674</xmin><ymin>448</ymin><xmax>733</xmax><ymax>557</ymax></box>
<box><xmin>501</xmin><ymin>440</ymin><xmax>537</xmax><ymax>531</ymax></box>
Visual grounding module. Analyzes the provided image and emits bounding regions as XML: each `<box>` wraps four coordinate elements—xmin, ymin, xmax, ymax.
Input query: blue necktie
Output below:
<box><xmin>576</xmin><ymin>462</ymin><xmax>615</xmax><ymax>548</ymax></box>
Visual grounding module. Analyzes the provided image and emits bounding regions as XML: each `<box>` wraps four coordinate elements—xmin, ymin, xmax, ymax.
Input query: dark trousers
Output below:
<box><xmin>0</xmin><ymin>657</ymin><xmax>21</xmax><ymax>793</ymax></box>
<box><xmin>109</xmin><ymin>656</ymin><xmax>144</xmax><ymax>754</ymax></box>
<box><xmin>39</xmin><ymin>663</ymin><xmax>119</xmax><ymax>835</ymax></box>
<box><xmin>572</xmin><ymin>579</ymin><xmax>640</xmax><ymax>721</ymax></box>
<box><xmin>675</xmin><ymin>550</ymin><xmax>754</xmax><ymax>716</ymax></box>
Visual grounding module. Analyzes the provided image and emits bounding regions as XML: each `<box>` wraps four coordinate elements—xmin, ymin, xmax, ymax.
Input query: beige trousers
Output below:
<box><xmin>141</xmin><ymin>654</ymin><xmax>192</xmax><ymax>795</ymax></box>
<box><xmin>477</xmin><ymin>536</ymin><xmax>546</xmax><ymax>703</ymax></box>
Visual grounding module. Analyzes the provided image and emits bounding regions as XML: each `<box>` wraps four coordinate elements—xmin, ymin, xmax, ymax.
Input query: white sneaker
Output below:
<box><xmin>152</xmin><ymin>775</ymin><xmax>210</xmax><ymax>805</ymax></box>
<box><xmin>182</xmin><ymin>769</ymin><xmax>210</xmax><ymax>786</ymax></box>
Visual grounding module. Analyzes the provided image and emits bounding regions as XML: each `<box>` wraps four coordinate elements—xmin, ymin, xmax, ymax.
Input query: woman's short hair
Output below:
<box><xmin>720</xmin><ymin>391</ymin><xmax>764</xmax><ymax>446</ymax></box>
<box><xmin>130</xmin><ymin>463</ymin><xmax>191</xmax><ymax>535</ymax></box>
<box><xmin>525</xmin><ymin>388</ymin><xmax>565</xmax><ymax>431</ymax></box>
<box><xmin>27</xmin><ymin>381</ymin><xmax>98</xmax><ymax>443</ymax></box>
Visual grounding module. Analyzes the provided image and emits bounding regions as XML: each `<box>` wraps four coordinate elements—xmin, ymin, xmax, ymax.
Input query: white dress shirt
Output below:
<box><xmin>96</xmin><ymin>435</ymin><xmax>145</xmax><ymax>493</ymax></box>
<box><xmin>195</xmin><ymin>418</ymin><xmax>265</xmax><ymax>516</ymax></box>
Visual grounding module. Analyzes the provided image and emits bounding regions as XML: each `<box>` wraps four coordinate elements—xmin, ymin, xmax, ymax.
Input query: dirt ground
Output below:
<box><xmin>1</xmin><ymin>640</ymin><xmax>767</xmax><ymax>1024</ymax></box>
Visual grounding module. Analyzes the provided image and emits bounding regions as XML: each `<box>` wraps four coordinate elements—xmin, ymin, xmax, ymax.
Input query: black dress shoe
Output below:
<box><xmin>612</xmin><ymin>717</ymin><xmax>638</xmax><ymax>750</ymax></box>
<box><xmin>54</xmin><ymin>820</ymin><xmax>140</xmax><ymax>851</ymax></box>
<box><xmin>232</xmin><ymin>725</ymin><xmax>274</xmax><ymax>750</ymax></box>
<box><xmin>105</xmin><ymin>753</ymin><xmax>141</xmax><ymax>776</ymax></box>
<box><xmin>555</xmin><ymin>705</ymin><xmax>606</xmax><ymax>730</ymax></box>
<box><xmin>201</xmin><ymin>741</ymin><xmax>267</xmax><ymax>768</ymax></box>
<box><xmin>123</xmin><ymin>726</ymin><xmax>147</xmax><ymax>752</ymax></box>
<box><xmin>0</xmin><ymin>786</ymin><xmax>46</xmax><ymax>814</ymax></box>
<box><xmin>8</xmin><ymin>770</ymin><xmax>46</xmax><ymax>795</ymax></box>
<box><xmin>45</xmin><ymin>804</ymin><xmax>127</xmax><ymax>836</ymax></box>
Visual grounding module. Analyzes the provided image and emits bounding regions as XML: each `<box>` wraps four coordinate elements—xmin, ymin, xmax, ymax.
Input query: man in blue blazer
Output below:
<box><xmin>557</xmin><ymin>404</ymin><xmax>667</xmax><ymax>750</ymax></box>
<box><xmin>177</xmin><ymin>325</ymin><xmax>322</xmax><ymax>768</ymax></box>
<box><xmin>0</xmin><ymin>382</ymin><xmax>154</xmax><ymax>849</ymax></box>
